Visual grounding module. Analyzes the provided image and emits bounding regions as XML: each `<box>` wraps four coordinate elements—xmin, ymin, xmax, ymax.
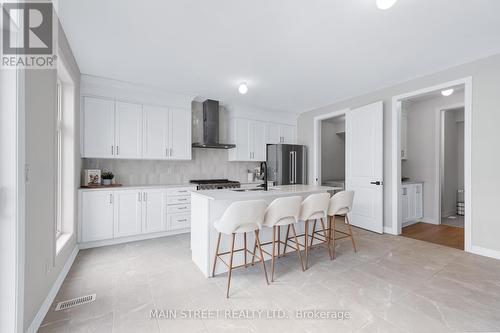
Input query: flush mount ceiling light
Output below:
<box><xmin>376</xmin><ymin>0</ymin><xmax>398</xmax><ymax>10</ymax></box>
<box><xmin>238</xmin><ymin>82</ymin><xmax>248</xmax><ymax>94</ymax></box>
<box><xmin>441</xmin><ymin>89</ymin><xmax>454</xmax><ymax>97</ymax></box>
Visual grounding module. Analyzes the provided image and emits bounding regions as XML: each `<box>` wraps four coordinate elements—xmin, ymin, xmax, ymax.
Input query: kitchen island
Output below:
<box><xmin>190</xmin><ymin>185</ymin><xmax>339</xmax><ymax>277</ymax></box>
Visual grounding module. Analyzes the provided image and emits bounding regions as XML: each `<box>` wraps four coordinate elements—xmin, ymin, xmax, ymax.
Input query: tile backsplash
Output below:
<box><xmin>82</xmin><ymin>149</ymin><xmax>260</xmax><ymax>185</ymax></box>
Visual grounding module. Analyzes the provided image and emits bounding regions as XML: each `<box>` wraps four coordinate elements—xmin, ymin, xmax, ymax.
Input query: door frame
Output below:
<box><xmin>435</xmin><ymin>103</ymin><xmax>465</xmax><ymax>227</ymax></box>
<box><xmin>313</xmin><ymin>108</ymin><xmax>349</xmax><ymax>185</ymax></box>
<box><xmin>391</xmin><ymin>77</ymin><xmax>472</xmax><ymax>253</ymax></box>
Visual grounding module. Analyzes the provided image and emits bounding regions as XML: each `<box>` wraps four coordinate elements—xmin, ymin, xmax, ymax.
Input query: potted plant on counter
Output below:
<box><xmin>101</xmin><ymin>171</ymin><xmax>114</xmax><ymax>185</ymax></box>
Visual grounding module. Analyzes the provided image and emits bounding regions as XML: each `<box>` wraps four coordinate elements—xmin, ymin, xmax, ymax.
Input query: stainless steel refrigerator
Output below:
<box><xmin>266</xmin><ymin>144</ymin><xmax>307</xmax><ymax>185</ymax></box>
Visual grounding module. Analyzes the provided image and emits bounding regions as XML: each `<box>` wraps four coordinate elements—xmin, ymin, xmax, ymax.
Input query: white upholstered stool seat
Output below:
<box><xmin>212</xmin><ymin>200</ymin><xmax>269</xmax><ymax>298</ymax></box>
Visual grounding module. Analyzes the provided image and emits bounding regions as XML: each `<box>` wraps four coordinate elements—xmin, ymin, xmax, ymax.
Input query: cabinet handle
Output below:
<box><xmin>111</xmin><ymin>145</ymin><xmax>114</xmax><ymax>155</ymax></box>
<box><xmin>109</xmin><ymin>193</ymin><xmax>113</xmax><ymax>204</ymax></box>
<box><xmin>178</xmin><ymin>219</ymin><xmax>188</xmax><ymax>222</ymax></box>
<box><xmin>178</xmin><ymin>198</ymin><xmax>188</xmax><ymax>201</ymax></box>
<box><xmin>144</xmin><ymin>192</ymin><xmax>147</xmax><ymax>201</ymax></box>
<box><xmin>401</xmin><ymin>150</ymin><xmax>404</xmax><ymax>157</ymax></box>
<box><xmin>116</xmin><ymin>146</ymin><xmax>119</xmax><ymax>155</ymax></box>
<box><xmin>402</xmin><ymin>188</ymin><xmax>407</xmax><ymax>195</ymax></box>
<box><xmin>178</xmin><ymin>190</ymin><xmax>188</xmax><ymax>193</ymax></box>
<box><xmin>170</xmin><ymin>148</ymin><xmax>173</xmax><ymax>157</ymax></box>
<box><xmin>166</xmin><ymin>148</ymin><xmax>168</xmax><ymax>157</ymax></box>
<box><xmin>138</xmin><ymin>192</ymin><xmax>141</xmax><ymax>201</ymax></box>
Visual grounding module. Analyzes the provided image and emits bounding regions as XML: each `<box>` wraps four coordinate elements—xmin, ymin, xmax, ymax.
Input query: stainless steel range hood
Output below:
<box><xmin>192</xmin><ymin>99</ymin><xmax>236</xmax><ymax>149</ymax></box>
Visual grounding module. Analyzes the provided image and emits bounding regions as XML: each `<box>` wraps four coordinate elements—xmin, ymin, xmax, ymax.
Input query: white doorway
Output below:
<box><xmin>314</xmin><ymin>102</ymin><xmax>384</xmax><ymax>234</ymax></box>
<box><xmin>391</xmin><ymin>78</ymin><xmax>472</xmax><ymax>251</ymax></box>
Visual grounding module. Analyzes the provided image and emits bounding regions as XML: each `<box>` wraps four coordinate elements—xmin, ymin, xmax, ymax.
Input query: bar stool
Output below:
<box><xmin>212</xmin><ymin>200</ymin><xmax>269</xmax><ymax>298</ymax></box>
<box><xmin>298</xmin><ymin>192</ymin><xmax>331</xmax><ymax>269</ymax></box>
<box><xmin>258</xmin><ymin>196</ymin><xmax>304</xmax><ymax>282</ymax></box>
<box><xmin>327</xmin><ymin>191</ymin><xmax>356</xmax><ymax>259</ymax></box>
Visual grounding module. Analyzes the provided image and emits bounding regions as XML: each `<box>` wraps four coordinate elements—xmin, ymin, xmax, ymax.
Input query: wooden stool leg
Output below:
<box><xmin>346</xmin><ymin>214</ymin><xmax>357</xmax><ymax>252</ymax></box>
<box><xmin>251</xmin><ymin>237</ymin><xmax>257</xmax><ymax>266</ymax></box>
<box><xmin>332</xmin><ymin>215</ymin><xmax>336</xmax><ymax>259</ymax></box>
<box><xmin>277</xmin><ymin>226</ymin><xmax>281</xmax><ymax>256</ymax></box>
<box><xmin>291</xmin><ymin>224</ymin><xmax>305</xmax><ymax>271</ymax></box>
<box><xmin>320</xmin><ymin>218</ymin><xmax>333</xmax><ymax>260</ymax></box>
<box><xmin>272</xmin><ymin>226</ymin><xmax>276</xmax><ymax>282</ymax></box>
<box><xmin>244</xmin><ymin>232</ymin><xmax>247</xmax><ymax>268</ymax></box>
<box><xmin>254</xmin><ymin>231</ymin><xmax>269</xmax><ymax>285</ymax></box>
<box><xmin>327</xmin><ymin>217</ymin><xmax>333</xmax><ymax>260</ymax></box>
<box><xmin>226</xmin><ymin>233</ymin><xmax>236</xmax><ymax>298</ymax></box>
<box><xmin>283</xmin><ymin>225</ymin><xmax>290</xmax><ymax>254</ymax></box>
<box><xmin>310</xmin><ymin>220</ymin><xmax>317</xmax><ymax>248</ymax></box>
<box><xmin>212</xmin><ymin>232</ymin><xmax>222</xmax><ymax>276</ymax></box>
<box><xmin>304</xmin><ymin>220</ymin><xmax>309</xmax><ymax>270</ymax></box>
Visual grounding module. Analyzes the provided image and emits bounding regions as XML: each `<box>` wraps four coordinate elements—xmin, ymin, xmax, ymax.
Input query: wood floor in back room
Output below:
<box><xmin>402</xmin><ymin>222</ymin><xmax>464</xmax><ymax>250</ymax></box>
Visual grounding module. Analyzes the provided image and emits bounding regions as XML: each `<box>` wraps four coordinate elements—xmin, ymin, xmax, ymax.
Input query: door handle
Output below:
<box><xmin>370</xmin><ymin>181</ymin><xmax>383</xmax><ymax>185</ymax></box>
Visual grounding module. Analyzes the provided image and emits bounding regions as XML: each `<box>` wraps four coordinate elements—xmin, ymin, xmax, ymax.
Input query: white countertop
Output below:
<box><xmin>191</xmin><ymin>184</ymin><xmax>340</xmax><ymax>200</ymax></box>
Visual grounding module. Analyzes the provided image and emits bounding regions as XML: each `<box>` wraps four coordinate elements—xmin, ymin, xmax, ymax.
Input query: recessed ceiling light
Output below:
<box><xmin>238</xmin><ymin>82</ymin><xmax>248</xmax><ymax>95</ymax></box>
<box><xmin>376</xmin><ymin>0</ymin><xmax>398</xmax><ymax>10</ymax></box>
<box><xmin>441</xmin><ymin>89</ymin><xmax>454</xmax><ymax>97</ymax></box>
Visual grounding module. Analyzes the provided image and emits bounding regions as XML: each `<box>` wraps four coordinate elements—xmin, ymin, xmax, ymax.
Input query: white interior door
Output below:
<box><xmin>346</xmin><ymin>101</ymin><xmax>384</xmax><ymax>233</ymax></box>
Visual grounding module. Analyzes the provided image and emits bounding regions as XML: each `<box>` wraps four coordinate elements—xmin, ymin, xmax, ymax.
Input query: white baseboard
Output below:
<box><xmin>383</xmin><ymin>226</ymin><xmax>397</xmax><ymax>235</ymax></box>
<box><xmin>469</xmin><ymin>245</ymin><xmax>500</xmax><ymax>260</ymax></box>
<box><xmin>26</xmin><ymin>246</ymin><xmax>79</xmax><ymax>333</ymax></box>
<box><xmin>78</xmin><ymin>228</ymin><xmax>189</xmax><ymax>249</ymax></box>
<box><xmin>419</xmin><ymin>217</ymin><xmax>437</xmax><ymax>225</ymax></box>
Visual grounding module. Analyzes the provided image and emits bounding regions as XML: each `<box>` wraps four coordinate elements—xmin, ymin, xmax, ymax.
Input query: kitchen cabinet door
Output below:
<box><xmin>281</xmin><ymin>124</ymin><xmax>296</xmax><ymax>144</ymax></box>
<box><xmin>142</xmin><ymin>189</ymin><xmax>167</xmax><ymax>234</ymax></box>
<box><xmin>114</xmin><ymin>189</ymin><xmax>142</xmax><ymax>238</ymax></box>
<box><xmin>401</xmin><ymin>186</ymin><xmax>410</xmax><ymax>223</ymax></box>
<box><xmin>81</xmin><ymin>191</ymin><xmax>114</xmax><ymax>242</ymax></box>
<box><xmin>415</xmin><ymin>184</ymin><xmax>423</xmax><ymax>219</ymax></box>
<box><xmin>143</xmin><ymin>105</ymin><xmax>169</xmax><ymax>159</ymax></box>
<box><xmin>228</xmin><ymin>118</ymin><xmax>251</xmax><ymax>161</ymax></box>
<box><xmin>115</xmin><ymin>101</ymin><xmax>143</xmax><ymax>159</ymax></box>
<box><xmin>83</xmin><ymin>97</ymin><xmax>115</xmax><ymax>158</ymax></box>
<box><xmin>266</xmin><ymin>122</ymin><xmax>281</xmax><ymax>144</ymax></box>
<box><xmin>250</xmin><ymin>120</ymin><xmax>266</xmax><ymax>161</ymax></box>
<box><xmin>169</xmin><ymin>108</ymin><xmax>192</xmax><ymax>160</ymax></box>
<box><xmin>407</xmin><ymin>185</ymin><xmax>416</xmax><ymax>220</ymax></box>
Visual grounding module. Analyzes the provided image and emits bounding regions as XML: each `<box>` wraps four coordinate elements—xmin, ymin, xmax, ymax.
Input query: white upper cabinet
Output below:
<box><xmin>169</xmin><ymin>108</ymin><xmax>191</xmax><ymax>160</ymax></box>
<box><xmin>82</xmin><ymin>97</ymin><xmax>192</xmax><ymax>160</ymax></box>
<box><xmin>281</xmin><ymin>124</ymin><xmax>296</xmax><ymax>144</ymax></box>
<box><xmin>83</xmin><ymin>97</ymin><xmax>115</xmax><ymax>158</ymax></box>
<box><xmin>265</xmin><ymin>122</ymin><xmax>281</xmax><ymax>144</ymax></box>
<box><xmin>229</xmin><ymin>118</ymin><xmax>266</xmax><ymax>162</ymax></box>
<box><xmin>250</xmin><ymin>120</ymin><xmax>266</xmax><ymax>161</ymax></box>
<box><xmin>115</xmin><ymin>102</ymin><xmax>143</xmax><ymax>159</ymax></box>
<box><xmin>143</xmin><ymin>105</ymin><xmax>169</xmax><ymax>159</ymax></box>
<box><xmin>266</xmin><ymin>122</ymin><xmax>296</xmax><ymax>145</ymax></box>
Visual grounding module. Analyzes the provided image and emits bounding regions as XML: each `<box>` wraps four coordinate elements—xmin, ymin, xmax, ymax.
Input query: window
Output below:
<box><xmin>56</xmin><ymin>78</ymin><xmax>63</xmax><ymax>239</ymax></box>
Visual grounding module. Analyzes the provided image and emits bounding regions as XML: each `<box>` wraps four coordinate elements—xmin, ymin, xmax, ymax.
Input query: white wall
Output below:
<box><xmin>23</xmin><ymin>20</ymin><xmax>81</xmax><ymax>330</ymax></box>
<box><xmin>297</xmin><ymin>53</ymin><xmax>500</xmax><ymax>255</ymax></box>
<box><xmin>401</xmin><ymin>92</ymin><xmax>464</xmax><ymax>222</ymax></box>
<box><xmin>321</xmin><ymin>120</ymin><xmax>345</xmax><ymax>182</ymax></box>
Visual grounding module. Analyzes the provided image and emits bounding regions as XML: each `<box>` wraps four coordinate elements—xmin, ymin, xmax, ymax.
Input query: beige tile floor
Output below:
<box><xmin>39</xmin><ymin>227</ymin><xmax>500</xmax><ymax>333</ymax></box>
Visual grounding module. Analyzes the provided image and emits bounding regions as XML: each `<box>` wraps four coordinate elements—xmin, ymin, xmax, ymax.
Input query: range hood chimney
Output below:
<box><xmin>192</xmin><ymin>99</ymin><xmax>236</xmax><ymax>149</ymax></box>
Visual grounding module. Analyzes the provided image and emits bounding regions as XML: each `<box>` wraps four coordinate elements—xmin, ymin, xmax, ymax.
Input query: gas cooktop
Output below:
<box><xmin>189</xmin><ymin>179</ymin><xmax>241</xmax><ymax>190</ymax></box>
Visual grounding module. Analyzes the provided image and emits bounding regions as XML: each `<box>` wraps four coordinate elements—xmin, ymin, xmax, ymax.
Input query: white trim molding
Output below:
<box><xmin>26</xmin><ymin>246</ymin><xmax>79</xmax><ymax>333</ymax></box>
<box><xmin>470</xmin><ymin>246</ymin><xmax>500</xmax><ymax>261</ymax></box>
<box><xmin>391</xmin><ymin>77</ymin><xmax>473</xmax><ymax>253</ymax></box>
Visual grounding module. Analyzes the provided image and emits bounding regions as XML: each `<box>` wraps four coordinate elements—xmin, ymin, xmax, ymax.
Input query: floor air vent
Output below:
<box><xmin>55</xmin><ymin>294</ymin><xmax>96</xmax><ymax>311</ymax></box>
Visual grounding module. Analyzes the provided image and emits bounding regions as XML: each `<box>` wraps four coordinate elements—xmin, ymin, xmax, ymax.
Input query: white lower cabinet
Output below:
<box><xmin>79</xmin><ymin>186</ymin><xmax>195</xmax><ymax>245</ymax></box>
<box><xmin>142</xmin><ymin>189</ymin><xmax>167</xmax><ymax>234</ymax></box>
<box><xmin>402</xmin><ymin>183</ymin><xmax>423</xmax><ymax>224</ymax></box>
<box><xmin>114</xmin><ymin>189</ymin><xmax>143</xmax><ymax>238</ymax></box>
<box><xmin>81</xmin><ymin>191</ymin><xmax>114</xmax><ymax>242</ymax></box>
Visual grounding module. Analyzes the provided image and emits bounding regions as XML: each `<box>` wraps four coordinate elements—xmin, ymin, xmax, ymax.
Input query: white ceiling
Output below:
<box><xmin>59</xmin><ymin>0</ymin><xmax>500</xmax><ymax>113</ymax></box>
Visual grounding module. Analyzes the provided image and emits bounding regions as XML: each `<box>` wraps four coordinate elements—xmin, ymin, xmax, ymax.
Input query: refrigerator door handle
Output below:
<box><xmin>293</xmin><ymin>151</ymin><xmax>297</xmax><ymax>184</ymax></box>
<box><xmin>289</xmin><ymin>151</ymin><xmax>293</xmax><ymax>184</ymax></box>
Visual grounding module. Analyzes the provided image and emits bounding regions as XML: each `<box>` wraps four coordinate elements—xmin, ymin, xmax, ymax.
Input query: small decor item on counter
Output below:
<box><xmin>82</xmin><ymin>169</ymin><xmax>101</xmax><ymax>186</ymax></box>
<box><xmin>101</xmin><ymin>171</ymin><xmax>115</xmax><ymax>185</ymax></box>
<box><xmin>247</xmin><ymin>170</ymin><xmax>254</xmax><ymax>183</ymax></box>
